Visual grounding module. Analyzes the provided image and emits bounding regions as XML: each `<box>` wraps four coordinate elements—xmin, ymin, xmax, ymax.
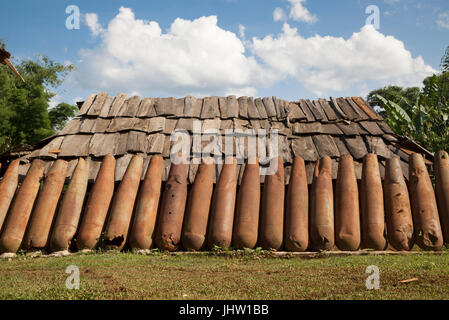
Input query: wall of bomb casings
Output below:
<box><xmin>0</xmin><ymin>151</ymin><xmax>448</xmax><ymax>254</ymax></box>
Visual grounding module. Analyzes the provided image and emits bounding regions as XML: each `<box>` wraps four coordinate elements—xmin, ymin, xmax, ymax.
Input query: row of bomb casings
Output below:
<box><xmin>0</xmin><ymin>151</ymin><xmax>448</xmax><ymax>254</ymax></box>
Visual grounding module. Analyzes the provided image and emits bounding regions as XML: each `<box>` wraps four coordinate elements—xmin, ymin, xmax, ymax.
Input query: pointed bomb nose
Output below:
<box><xmin>1</xmin><ymin>48</ymin><xmax>25</xmax><ymax>82</ymax></box>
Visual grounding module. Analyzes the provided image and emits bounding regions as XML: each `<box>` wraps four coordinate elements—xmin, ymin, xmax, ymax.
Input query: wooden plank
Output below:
<box><xmin>312</xmin><ymin>135</ymin><xmax>340</xmax><ymax>158</ymax></box>
<box><xmin>184</xmin><ymin>96</ymin><xmax>202</xmax><ymax>118</ymax></box>
<box><xmin>133</xmin><ymin>118</ymin><xmax>150</xmax><ymax>133</ymax></box>
<box><xmin>136</xmin><ymin>97</ymin><xmax>156</xmax><ymax>117</ymax></box>
<box><xmin>154</xmin><ymin>97</ymin><xmax>176</xmax><ymax>116</ymax></box>
<box><xmin>87</xmin><ymin>92</ymin><xmax>108</xmax><ymax>116</ymax></box>
<box><xmin>79</xmin><ymin>119</ymin><xmax>97</xmax><ymax>133</ymax></box>
<box><xmin>305</xmin><ymin>99</ymin><xmax>325</xmax><ymax>121</ymax></box>
<box><xmin>318</xmin><ymin>99</ymin><xmax>339</xmax><ymax>121</ymax></box>
<box><xmin>312</xmin><ymin>100</ymin><xmax>329</xmax><ymax>121</ymax></box>
<box><xmin>175</xmin><ymin>98</ymin><xmax>185</xmax><ymax>117</ymax></box>
<box><xmin>238</xmin><ymin>96</ymin><xmax>249</xmax><ymax>119</ymax></box>
<box><xmin>59</xmin><ymin>135</ymin><xmax>92</xmax><ymax>157</ymax></box>
<box><xmin>293</xmin><ymin>122</ymin><xmax>322</xmax><ymax>135</ymax></box>
<box><xmin>176</xmin><ymin>118</ymin><xmax>194</xmax><ymax>133</ymax></box>
<box><xmin>270</xmin><ymin>122</ymin><xmax>291</xmax><ymax>136</ymax></box>
<box><xmin>345</xmin><ymin>97</ymin><xmax>370</xmax><ymax>120</ymax></box>
<box><xmin>291</xmin><ymin>136</ymin><xmax>320</xmax><ymax>161</ymax></box>
<box><xmin>99</xmin><ymin>96</ymin><xmax>115</xmax><ymax>118</ymax></box>
<box><xmin>77</xmin><ymin>94</ymin><xmax>96</xmax><ymax>116</ymax></box>
<box><xmin>115</xmin><ymin>154</ymin><xmax>133</xmax><ymax>181</ymax></box>
<box><xmin>262</xmin><ymin>97</ymin><xmax>277</xmax><ymax>119</ymax></box>
<box><xmin>377</xmin><ymin>121</ymin><xmax>395</xmax><ymax>135</ymax></box>
<box><xmin>59</xmin><ymin>118</ymin><xmax>81</xmax><ymax>135</ymax></box>
<box><xmin>298</xmin><ymin>99</ymin><xmax>315</xmax><ymax>122</ymax></box>
<box><xmin>333</xmin><ymin>137</ymin><xmax>351</xmax><ymax>156</ymax></box>
<box><xmin>321</xmin><ymin>123</ymin><xmax>344</xmax><ymax>135</ymax></box>
<box><xmin>337</xmin><ymin>123</ymin><xmax>359</xmax><ymax>136</ymax></box>
<box><xmin>286</xmin><ymin>102</ymin><xmax>306</xmax><ymax>122</ymax></box>
<box><xmin>119</xmin><ymin>96</ymin><xmax>141</xmax><ymax>117</ymax></box>
<box><xmin>163</xmin><ymin>119</ymin><xmax>178</xmax><ymax>134</ymax></box>
<box><xmin>246</xmin><ymin>97</ymin><xmax>260</xmax><ymax>119</ymax></box>
<box><xmin>343</xmin><ymin>136</ymin><xmax>368</xmax><ymax>160</ymax></box>
<box><xmin>115</xmin><ymin>133</ymin><xmax>129</xmax><ymax>155</ymax></box>
<box><xmin>201</xmin><ymin>96</ymin><xmax>220</xmax><ymax>119</ymax></box>
<box><xmin>106</xmin><ymin>118</ymin><xmax>136</xmax><ymax>132</ymax></box>
<box><xmin>279</xmin><ymin>135</ymin><xmax>292</xmax><ymax>164</ymax></box>
<box><xmin>359</xmin><ymin>121</ymin><xmax>384</xmax><ymax>136</ymax></box>
<box><xmin>88</xmin><ymin>133</ymin><xmax>119</xmax><ymax>157</ymax></box>
<box><xmin>226</xmin><ymin>96</ymin><xmax>239</xmax><ymax>118</ymax></box>
<box><xmin>254</xmin><ymin>98</ymin><xmax>268</xmax><ymax>119</ymax></box>
<box><xmin>218</xmin><ymin>97</ymin><xmax>228</xmax><ymax>119</ymax></box>
<box><xmin>336</xmin><ymin>97</ymin><xmax>359</xmax><ymax>120</ymax></box>
<box><xmin>127</xmin><ymin>131</ymin><xmax>147</xmax><ymax>153</ymax></box>
<box><xmin>31</xmin><ymin>136</ymin><xmax>65</xmax><ymax>159</ymax></box>
<box><xmin>147</xmin><ymin>133</ymin><xmax>165</xmax><ymax>154</ymax></box>
<box><xmin>91</xmin><ymin>119</ymin><xmax>111</xmax><ymax>133</ymax></box>
<box><xmin>148</xmin><ymin>117</ymin><xmax>166</xmax><ymax>133</ymax></box>
<box><xmin>108</xmin><ymin>93</ymin><xmax>128</xmax><ymax>117</ymax></box>
<box><xmin>329</xmin><ymin>97</ymin><xmax>347</xmax><ymax>119</ymax></box>
<box><xmin>365</xmin><ymin>136</ymin><xmax>392</xmax><ymax>159</ymax></box>
<box><xmin>272</xmin><ymin>97</ymin><xmax>283</xmax><ymax>119</ymax></box>
<box><xmin>352</xmin><ymin>97</ymin><xmax>380</xmax><ymax>120</ymax></box>
<box><xmin>203</xmin><ymin>118</ymin><xmax>221</xmax><ymax>132</ymax></box>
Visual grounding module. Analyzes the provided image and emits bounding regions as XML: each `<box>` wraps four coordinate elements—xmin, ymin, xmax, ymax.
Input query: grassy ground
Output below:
<box><xmin>0</xmin><ymin>250</ymin><xmax>448</xmax><ymax>300</ymax></box>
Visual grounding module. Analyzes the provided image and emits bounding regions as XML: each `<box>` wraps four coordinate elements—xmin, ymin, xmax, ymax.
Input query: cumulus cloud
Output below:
<box><xmin>288</xmin><ymin>0</ymin><xmax>317</xmax><ymax>23</ymax></box>
<box><xmin>273</xmin><ymin>7</ymin><xmax>286</xmax><ymax>22</ymax></box>
<box><xmin>437</xmin><ymin>12</ymin><xmax>449</xmax><ymax>30</ymax></box>
<box><xmin>85</xmin><ymin>13</ymin><xmax>105</xmax><ymax>36</ymax></box>
<box><xmin>75</xmin><ymin>7</ymin><xmax>274</xmax><ymax>97</ymax></box>
<box><xmin>74</xmin><ymin>7</ymin><xmax>435</xmax><ymax>99</ymax></box>
<box><xmin>251</xmin><ymin>23</ymin><xmax>436</xmax><ymax>96</ymax></box>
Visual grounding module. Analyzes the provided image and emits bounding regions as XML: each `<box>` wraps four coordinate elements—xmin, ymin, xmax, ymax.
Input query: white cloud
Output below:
<box><xmin>75</xmin><ymin>7</ymin><xmax>275</xmax><ymax>97</ymax></box>
<box><xmin>384</xmin><ymin>0</ymin><xmax>401</xmax><ymax>5</ymax></box>
<box><xmin>288</xmin><ymin>0</ymin><xmax>317</xmax><ymax>24</ymax></box>
<box><xmin>74</xmin><ymin>7</ymin><xmax>435</xmax><ymax>99</ymax></box>
<box><xmin>437</xmin><ymin>12</ymin><xmax>449</xmax><ymax>29</ymax></box>
<box><xmin>85</xmin><ymin>13</ymin><xmax>105</xmax><ymax>36</ymax></box>
<box><xmin>250</xmin><ymin>23</ymin><xmax>436</xmax><ymax>96</ymax></box>
<box><xmin>273</xmin><ymin>7</ymin><xmax>286</xmax><ymax>22</ymax></box>
<box><xmin>238</xmin><ymin>24</ymin><xmax>245</xmax><ymax>40</ymax></box>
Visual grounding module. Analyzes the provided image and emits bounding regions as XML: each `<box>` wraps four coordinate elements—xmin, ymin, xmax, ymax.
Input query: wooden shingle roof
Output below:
<box><xmin>8</xmin><ymin>92</ymin><xmax>432</xmax><ymax>184</ymax></box>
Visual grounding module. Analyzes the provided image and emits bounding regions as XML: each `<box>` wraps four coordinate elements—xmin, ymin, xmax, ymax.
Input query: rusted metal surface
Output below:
<box><xmin>103</xmin><ymin>155</ymin><xmax>143</xmax><ymax>250</ymax></box>
<box><xmin>50</xmin><ymin>158</ymin><xmax>89</xmax><ymax>252</ymax></box>
<box><xmin>384</xmin><ymin>156</ymin><xmax>414</xmax><ymax>251</ymax></box>
<box><xmin>360</xmin><ymin>154</ymin><xmax>386</xmax><ymax>250</ymax></box>
<box><xmin>155</xmin><ymin>154</ymin><xmax>188</xmax><ymax>251</ymax></box>
<box><xmin>310</xmin><ymin>157</ymin><xmax>334</xmax><ymax>251</ymax></box>
<box><xmin>335</xmin><ymin>155</ymin><xmax>360</xmax><ymax>251</ymax></box>
<box><xmin>76</xmin><ymin>154</ymin><xmax>115</xmax><ymax>250</ymax></box>
<box><xmin>233</xmin><ymin>157</ymin><xmax>260</xmax><ymax>249</ymax></box>
<box><xmin>409</xmin><ymin>153</ymin><xmax>443</xmax><ymax>251</ymax></box>
<box><xmin>435</xmin><ymin>151</ymin><xmax>449</xmax><ymax>244</ymax></box>
<box><xmin>0</xmin><ymin>159</ymin><xmax>19</xmax><ymax>231</ymax></box>
<box><xmin>182</xmin><ymin>158</ymin><xmax>214</xmax><ymax>251</ymax></box>
<box><xmin>260</xmin><ymin>157</ymin><xmax>285</xmax><ymax>250</ymax></box>
<box><xmin>128</xmin><ymin>155</ymin><xmax>163</xmax><ymax>250</ymax></box>
<box><xmin>23</xmin><ymin>160</ymin><xmax>68</xmax><ymax>250</ymax></box>
<box><xmin>207</xmin><ymin>157</ymin><xmax>237</xmax><ymax>249</ymax></box>
<box><xmin>0</xmin><ymin>159</ymin><xmax>45</xmax><ymax>253</ymax></box>
<box><xmin>285</xmin><ymin>157</ymin><xmax>309</xmax><ymax>252</ymax></box>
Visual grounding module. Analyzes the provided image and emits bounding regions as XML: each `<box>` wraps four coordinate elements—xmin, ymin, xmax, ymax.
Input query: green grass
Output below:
<box><xmin>0</xmin><ymin>251</ymin><xmax>449</xmax><ymax>300</ymax></box>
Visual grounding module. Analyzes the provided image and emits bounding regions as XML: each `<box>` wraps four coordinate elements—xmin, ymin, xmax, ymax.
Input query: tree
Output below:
<box><xmin>49</xmin><ymin>102</ymin><xmax>78</xmax><ymax>131</ymax></box>
<box><xmin>367</xmin><ymin>85</ymin><xmax>420</xmax><ymax>118</ymax></box>
<box><xmin>0</xmin><ymin>41</ymin><xmax>75</xmax><ymax>152</ymax></box>
<box><xmin>441</xmin><ymin>46</ymin><xmax>449</xmax><ymax>73</ymax></box>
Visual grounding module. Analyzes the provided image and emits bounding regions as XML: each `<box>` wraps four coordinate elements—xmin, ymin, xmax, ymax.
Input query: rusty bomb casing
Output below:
<box><xmin>435</xmin><ymin>151</ymin><xmax>449</xmax><ymax>245</ymax></box>
<box><xmin>207</xmin><ymin>157</ymin><xmax>238</xmax><ymax>249</ymax></box>
<box><xmin>0</xmin><ymin>159</ymin><xmax>19</xmax><ymax>231</ymax></box>
<box><xmin>384</xmin><ymin>156</ymin><xmax>414</xmax><ymax>251</ymax></box>
<box><xmin>23</xmin><ymin>160</ymin><xmax>68</xmax><ymax>250</ymax></box>
<box><xmin>259</xmin><ymin>157</ymin><xmax>285</xmax><ymax>251</ymax></box>
<box><xmin>128</xmin><ymin>155</ymin><xmax>163</xmax><ymax>250</ymax></box>
<box><xmin>360</xmin><ymin>154</ymin><xmax>387</xmax><ymax>250</ymax></box>
<box><xmin>181</xmin><ymin>158</ymin><xmax>214</xmax><ymax>251</ymax></box>
<box><xmin>154</xmin><ymin>155</ymin><xmax>188</xmax><ymax>251</ymax></box>
<box><xmin>50</xmin><ymin>158</ymin><xmax>89</xmax><ymax>252</ymax></box>
<box><xmin>310</xmin><ymin>157</ymin><xmax>334</xmax><ymax>251</ymax></box>
<box><xmin>0</xmin><ymin>159</ymin><xmax>45</xmax><ymax>253</ymax></box>
<box><xmin>103</xmin><ymin>155</ymin><xmax>143</xmax><ymax>250</ymax></box>
<box><xmin>285</xmin><ymin>156</ymin><xmax>309</xmax><ymax>252</ymax></box>
<box><xmin>232</xmin><ymin>157</ymin><xmax>261</xmax><ymax>249</ymax></box>
<box><xmin>409</xmin><ymin>153</ymin><xmax>443</xmax><ymax>251</ymax></box>
<box><xmin>76</xmin><ymin>155</ymin><xmax>115</xmax><ymax>250</ymax></box>
<box><xmin>335</xmin><ymin>155</ymin><xmax>361</xmax><ymax>251</ymax></box>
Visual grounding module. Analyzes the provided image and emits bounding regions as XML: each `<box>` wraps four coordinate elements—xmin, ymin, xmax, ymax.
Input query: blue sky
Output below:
<box><xmin>1</xmin><ymin>0</ymin><xmax>448</xmax><ymax>105</ymax></box>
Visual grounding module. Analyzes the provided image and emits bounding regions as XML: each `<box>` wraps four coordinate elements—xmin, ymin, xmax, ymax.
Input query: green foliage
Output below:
<box><xmin>375</xmin><ymin>74</ymin><xmax>449</xmax><ymax>152</ymax></box>
<box><xmin>441</xmin><ymin>46</ymin><xmax>449</xmax><ymax>72</ymax></box>
<box><xmin>0</xmin><ymin>41</ymin><xmax>75</xmax><ymax>152</ymax></box>
<box><xmin>49</xmin><ymin>102</ymin><xmax>78</xmax><ymax>131</ymax></box>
